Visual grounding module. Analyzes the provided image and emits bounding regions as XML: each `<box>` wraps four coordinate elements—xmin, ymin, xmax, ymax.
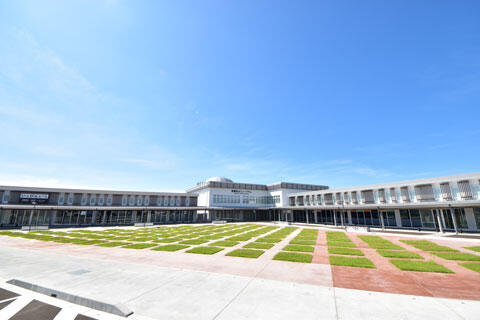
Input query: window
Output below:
<box><xmin>273</xmin><ymin>195</ymin><xmax>281</xmax><ymax>204</ymax></box>
<box><xmin>400</xmin><ymin>187</ymin><xmax>410</xmax><ymax>202</ymax></box>
<box><xmin>474</xmin><ymin>208</ymin><xmax>480</xmax><ymax>229</ymax></box>
<box><xmin>390</xmin><ymin>188</ymin><xmax>397</xmax><ymax>202</ymax></box>
<box><xmin>324</xmin><ymin>194</ymin><xmax>333</xmax><ymax>205</ymax></box>
<box><xmin>458</xmin><ymin>181</ymin><xmax>473</xmax><ymax>200</ymax></box>
<box><xmin>213</xmin><ymin>194</ymin><xmax>241</xmax><ymax>204</ymax></box>
<box><xmin>378</xmin><ymin>189</ymin><xmax>386</xmax><ymax>203</ymax></box>
<box><xmin>440</xmin><ymin>183</ymin><xmax>452</xmax><ymax>200</ymax></box>
<box><xmin>67</xmin><ymin>193</ymin><xmax>74</xmax><ymax>205</ymax></box>
<box><xmin>419</xmin><ymin>209</ymin><xmax>435</xmax><ymax>228</ymax></box>
<box><xmin>58</xmin><ymin>193</ymin><xmax>65</xmax><ymax>205</ymax></box>
<box><xmin>361</xmin><ymin>190</ymin><xmax>374</xmax><ymax>204</ymax></box>
<box><xmin>414</xmin><ymin>184</ymin><xmax>435</xmax><ymax>202</ymax></box>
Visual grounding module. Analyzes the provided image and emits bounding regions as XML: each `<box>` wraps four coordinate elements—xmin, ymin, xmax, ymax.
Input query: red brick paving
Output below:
<box><xmin>312</xmin><ymin>230</ymin><xmax>329</xmax><ymax>264</ymax></box>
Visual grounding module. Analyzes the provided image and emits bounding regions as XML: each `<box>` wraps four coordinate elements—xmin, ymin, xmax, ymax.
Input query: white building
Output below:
<box><xmin>1</xmin><ymin>172</ymin><xmax>479</xmax><ymax>233</ymax></box>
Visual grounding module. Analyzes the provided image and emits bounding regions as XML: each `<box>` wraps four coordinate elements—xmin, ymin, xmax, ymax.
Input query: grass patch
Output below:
<box><xmin>186</xmin><ymin>246</ymin><xmax>224</xmax><ymax>255</ymax></box>
<box><xmin>243</xmin><ymin>242</ymin><xmax>274</xmax><ymax>249</ymax></box>
<box><xmin>328</xmin><ymin>247</ymin><xmax>364</xmax><ymax>256</ymax></box>
<box><xmin>152</xmin><ymin>244</ymin><xmax>190</xmax><ymax>252</ymax></box>
<box><xmin>329</xmin><ymin>256</ymin><xmax>375</xmax><ymax>268</ymax></box>
<box><xmin>152</xmin><ymin>238</ymin><xmax>178</xmax><ymax>243</ymax></box>
<box><xmin>282</xmin><ymin>244</ymin><xmax>315</xmax><ymax>253</ymax></box>
<box><xmin>327</xmin><ymin>241</ymin><xmax>357</xmax><ymax>248</ymax></box>
<box><xmin>377</xmin><ymin>250</ymin><xmax>424</xmax><ymax>259</ymax></box>
<box><xmin>289</xmin><ymin>239</ymin><xmax>316</xmax><ymax>245</ymax></box>
<box><xmin>358</xmin><ymin>235</ymin><xmax>404</xmax><ymax>250</ymax></box>
<box><xmin>459</xmin><ymin>262</ymin><xmax>480</xmax><ymax>273</ymax></box>
<box><xmin>326</xmin><ymin>231</ymin><xmax>351</xmax><ymax>242</ymax></box>
<box><xmin>255</xmin><ymin>237</ymin><xmax>282</xmax><ymax>243</ymax></box>
<box><xmin>96</xmin><ymin>242</ymin><xmax>131</xmax><ymax>247</ymax></box>
<box><xmin>431</xmin><ymin>252</ymin><xmax>480</xmax><ymax>261</ymax></box>
<box><xmin>226</xmin><ymin>236</ymin><xmax>252</xmax><ymax>241</ymax></box>
<box><xmin>463</xmin><ymin>246</ymin><xmax>480</xmax><ymax>253</ymax></box>
<box><xmin>209</xmin><ymin>240</ymin><xmax>239</xmax><ymax>247</ymax></box>
<box><xmin>226</xmin><ymin>249</ymin><xmax>265</xmax><ymax>258</ymax></box>
<box><xmin>390</xmin><ymin>259</ymin><xmax>453</xmax><ymax>273</ymax></box>
<box><xmin>179</xmin><ymin>239</ymin><xmax>209</xmax><ymax>245</ymax></box>
<box><xmin>401</xmin><ymin>240</ymin><xmax>458</xmax><ymax>252</ymax></box>
<box><xmin>273</xmin><ymin>252</ymin><xmax>312</xmax><ymax>263</ymax></box>
<box><xmin>122</xmin><ymin>243</ymin><xmax>158</xmax><ymax>249</ymax></box>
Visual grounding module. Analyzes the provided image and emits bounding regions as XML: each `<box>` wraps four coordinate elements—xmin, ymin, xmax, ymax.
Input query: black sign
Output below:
<box><xmin>19</xmin><ymin>193</ymin><xmax>49</xmax><ymax>204</ymax></box>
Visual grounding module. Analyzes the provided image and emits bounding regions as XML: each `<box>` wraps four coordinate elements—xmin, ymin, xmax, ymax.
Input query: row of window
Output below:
<box><xmin>212</xmin><ymin>194</ymin><xmax>278</xmax><ymax>205</ymax></box>
<box><xmin>0</xmin><ymin>191</ymin><xmax>192</xmax><ymax>207</ymax></box>
<box><xmin>294</xmin><ymin>180</ymin><xmax>479</xmax><ymax>206</ymax></box>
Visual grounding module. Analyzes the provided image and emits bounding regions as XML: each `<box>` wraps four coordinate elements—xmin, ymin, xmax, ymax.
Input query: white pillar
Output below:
<box><xmin>436</xmin><ymin>209</ymin><xmax>444</xmax><ymax>233</ymax></box>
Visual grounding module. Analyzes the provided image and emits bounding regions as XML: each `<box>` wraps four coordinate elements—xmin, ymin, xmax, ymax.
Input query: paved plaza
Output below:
<box><xmin>0</xmin><ymin>223</ymin><xmax>479</xmax><ymax>319</ymax></box>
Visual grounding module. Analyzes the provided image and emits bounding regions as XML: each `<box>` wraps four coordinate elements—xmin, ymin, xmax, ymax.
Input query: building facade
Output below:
<box><xmin>1</xmin><ymin>172</ymin><xmax>479</xmax><ymax>233</ymax></box>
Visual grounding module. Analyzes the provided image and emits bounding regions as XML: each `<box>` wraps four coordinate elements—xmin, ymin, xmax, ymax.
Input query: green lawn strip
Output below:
<box><xmin>96</xmin><ymin>242</ymin><xmax>132</xmax><ymax>247</ymax></box>
<box><xmin>179</xmin><ymin>239</ymin><xmax>209</xmax><ymax>245</ymax></box>
<box><xmin>127</xmin><ymin>238</ymin><xmax>156</xmax><ymax>242</ymax></box>
<box><xmin>226</xmin><ymin>249</ymin><xmax>265</xmax><ymax>258</ymax></box>
<box><xmin>199</xmin><ymin>235</ymin><xmax>225</xmax><ymax>240</ymax></box>
<box><xmin>390</xmin><ymin>259</ymin><xmax>454</xmax><ymax>273</ymax></box>
<box><xmin>122</xmin><ymin>243</ymin><xmax>158</xmax><ymax>249</ymax></box>
<box><xmin>152</xmin><ymin>238</ymin><xmax>178</xmax><ymax>243</ymax></box>
<box><xmin>255</xmin><ymin>237</ymin><xmax>283</xmax><ymax>243</ymax></box>
<box><xmin>327</xmin><ymin>241</ymin><xmax>357</xmax><ymax>248</ymax></box>
<box><xmin>430</xmin><ymin>252</ymin><xmax>480</xmax><ymax>261</ymax></box>
<box><xmin>282</xmin><ymin>244</ymin><xmax>315</xmax><ymax>253</ymax></box>
<box><xmin>273</xmin><ymin>252</ymin><xmax>312</xmax><ymax>263</ymax></box>
<box><xmin>326</xmin><ymin>231</ymin><xmax>351</xmax><ymax>242</ymax></box>
<box><xmin>243</xmin><ymin>242</ymin><xmax>274</xmax><ymax>249</ymax></box>
<box><xmin>459</xmin><ymin>262</ymin><xmax>480</xmax><ymax>273</ymax></box>
<box><xmin>152</xmin><ymin>244</ymin><xmax>190</xmax><ymax>252</ymax></box>
<box><xmin>289</xmin><ymin>239</ymin><xmax>316</xmax><ymax>245</ymax></box>
<box><xmin>112</xmin><ymin>236</ymin><xmax>131</xmax><ymax>240</ymax></box>
<box><xmin>328</xmin><ymin>247</ymin><xmax>364</xmax><ymax>256</ymax></box>
<box><xmin>209</xmin><ymin>240</ymin><xmax>239</xmax><ymax>247</ymax></box>
<box><xmin>463</xmin><ymin>246</ymin><xmax>480</xmax><ymax>253</ymax></box>
<box><xmin>377</xmin><ymin>250</ymin><xmax>424</xmax><ymax>259</ymax></box>
<box><xmin>226</xmin><ymin>236</ymin><xmax>252</xmax><ymax>241</ymax></box>
<box><xmin>186</xmin><ymin>246</ymin><xmax>224</xmax><ymax>255</ymax></box>
<box><xmin>357</xmin><ymin>235</ymin><xmax>404</xmax><ymax>250</ymax></box>
<box><xmin>329</xmin><ymin>256</ymin><xmax>375</xmax><ymax>268</ymax></box>
<box><xmin>400</xmin><ymin>240</ymin><xmax>458</xmax><ymax>252</ymax></box>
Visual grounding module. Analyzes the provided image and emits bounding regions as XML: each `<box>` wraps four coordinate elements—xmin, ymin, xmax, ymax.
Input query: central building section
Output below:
<box><xmin>187</xmin><ymin>177</ymin><xmax>328</xmax><ymax>221</ymax></box>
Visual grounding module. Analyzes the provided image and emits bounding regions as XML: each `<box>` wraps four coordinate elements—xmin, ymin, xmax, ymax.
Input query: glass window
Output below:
<box><xmin>400</xmin><ymin>210</ymin><xmax>411</xmax><ymax>227</ymax></box>
<box><xmin>410</xmin><ymin>209</ymin><xmax>422</xmax><ymax>228</ymax></box>
<box><xmin>419</xmin><ymin>209</ymin><xmax>435</xmax><ymax>228</ymax></box>
<box><xmin>474</xmin><ymin>208</ymin><xmax>480</xmax><ymax>229</ymax></box>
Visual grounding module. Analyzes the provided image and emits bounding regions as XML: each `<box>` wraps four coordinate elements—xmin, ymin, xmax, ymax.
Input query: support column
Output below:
<box><xmin>379</xmin><ymin>210</ymin><xmax>385</xmax><ymax>231</ymax></box>
<box><xmin>131</xmin><ymin>211</ymin><xmax>136</xmax><ymax>224</ymax></box>
<box><xmin>314</xmin><ymin>211</ymin><xmax>318</xmax><ymax>224</ymax></box>
<box><xmin>450</xmin><ymin>208</ymin><xmax>459</xmax><ymax>234</ymax></box>
<box><xmin>340</xmin><ymin>210</ymin><xmax>344</xmax><ymax>226</ymax></box>
<box><xmin>436</xmin><ymin>209</ymin><xmax>444</xmax><ymax>233</ymax></box>
<box><xmin>306</xmin><ymin>211</ymin><xmax>309</xmax><ymax>224</ymax></box>
<box><xmin>91</xmin><ymin>211</ymin><xmax>97</xmax><ymax>225</ymax></box>
<box><xmin>394</xmin><ymin>209</ymin><xmax>402</xmax><ymax>227</ymax></box>
<box><xmin>147</xmin><ymin>210</ymin><xmax>152</xmax><ymax>223</ymax></box>
<box><xmin>333</xmin><ymin>210</ymin><xmax>337</xmax><ymax>226</ymax></box>
<box><xmin>347</xmin><ymin>210</ymin><xmax>352</xmax><ymax>225</ymax></box>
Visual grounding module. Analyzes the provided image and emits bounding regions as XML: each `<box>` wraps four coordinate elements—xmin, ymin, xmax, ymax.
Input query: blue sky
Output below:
<box><xmin>0</xmin><ymin>0</ymin><xmax>479</xmax><ymax>191</ymax></box>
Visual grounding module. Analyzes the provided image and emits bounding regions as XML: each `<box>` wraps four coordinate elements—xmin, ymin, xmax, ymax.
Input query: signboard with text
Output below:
<box><xmin>19</xmin><ymin>193</ymin><xmax>49</xmax><ymax>204</ymax></box>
